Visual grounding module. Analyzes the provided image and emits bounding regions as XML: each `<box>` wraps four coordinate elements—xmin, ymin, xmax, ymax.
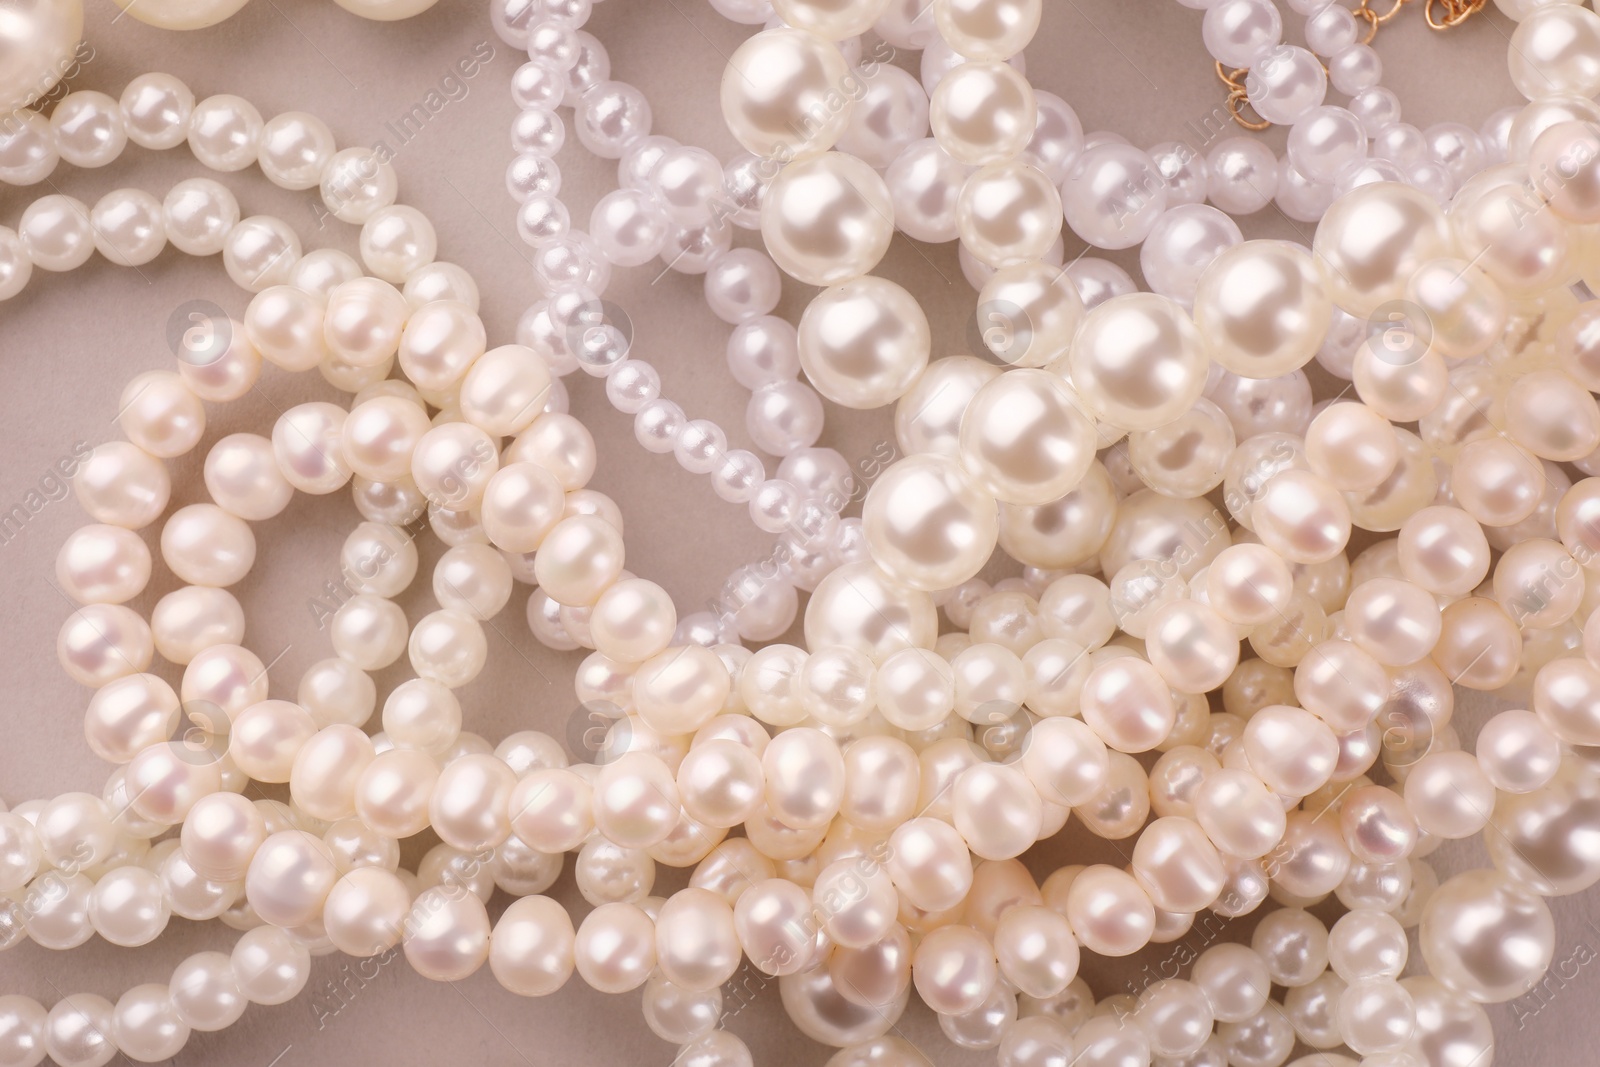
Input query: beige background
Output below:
<box><xmin>2</xmin><ymin>0</ymin><xmax>1596</xmax><ymax>1063</ymax></box>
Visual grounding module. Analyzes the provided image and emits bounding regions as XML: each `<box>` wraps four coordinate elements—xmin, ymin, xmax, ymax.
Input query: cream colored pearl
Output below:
<box><xmin>485</xmin><ymin>895</ymin><xmax>574</xmax><ymax>998</ymax></box>
<box><xmin>244</xmin><ymin>830</ymin><xmax>337</xmax><ymax>928</ymax></box>
<box><xmin>1067</xmin><ymin>293</ymin><xmax>1209</xmax><ymax>431</ymax></box>
<box><xmin>228</xmin><ymin>700</ymin><xmax>315</xmax><ymax>784</ymax></box>
<box><xmin>272</xmin><ymin>402</ymin><xmax>352</xmax><ymax>495</ymax></box>
<box><xmin>533</xmin><ymin>515</ymin><xmax>625</xmax><ymax>606</ymax></box>
<box><xmin>798</xmin><ymin>276</ymin><xmax>931</xmax><ymax>410</ymax></box>
<box><xmin>1305</xmin><ymin>403</ymin><xmax>1399</xmax><ymax>492</ymax></box>
<box><xmin>862</xmin><ymin>455</ymin><xmax>998</xmax><ymax>592</ymax></box>
<box><xmin>73</xmin><ymin>442</ymin><xmax>170</xmax><ymax>530</ymax></box>
<box><xmin>1312</xmin><ymin>181</ymin><xmax>1453</xmax><ymax>317</ymax></box>
<box><xmin>958</xmin><ymin>368</ymin><xmax>1096</xmax><ymax>506</ymax></box>
<box><xmin>761</xmin><ymin>152</ymin><xmax>894</xmax><ymax>286</ymax></box>
<box><xmin>403</xmin><ymin>886</ymin><xmax>490</xmax><ymax>981</ymax></box>
<box><xmin>720</xmin><ymin>28</ymin><xmax>854</xmax><ymax>159</ymax></box>
<box><xmin>634</xmin><ymin>645</ymin><xmax>730</xmax><ymax>734</ymax></box>
<box><xmin>930</xmin><ymin>60</ymin><xmax>1035</xmax><ymax>165</ymax></box>
<box><xmin>460</xmin><ymin>344</ymin><xmax>552</xmax><ymax>437</ymax></box>
<box><xmin>355</xmin><ymin>748</ymin><xmax>440</xmax><ymax>838</ymax></box>
<box><xmin>575</xmin><ymin>901</ymin><xmax>657</xmax><ymax>994</ymax></box>
<box><xmin>57</xmin><ymin>602</ymin><xmax>153</xmax><ymax>688</ymax></box>
<box><xmin>1194</xmin><ymin>240</ymin><xmax>1331</xmax><ymax>379</ymax></box>
<box><xmin>1064</xmin><ymin>864</ymin><xmax>1154</xmax><ymax>957</ymax></box>
<box><xmin>119</xmin><ymin>371</ymin><xmax>206</xmax><ymax>458</ymax></box>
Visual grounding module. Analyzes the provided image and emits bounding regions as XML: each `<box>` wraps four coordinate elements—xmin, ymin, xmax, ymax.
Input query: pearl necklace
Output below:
<box><xmin>3</xmin><ymin>0</ymin><xmax>1600</xmax><ymax>1062</ymax></box>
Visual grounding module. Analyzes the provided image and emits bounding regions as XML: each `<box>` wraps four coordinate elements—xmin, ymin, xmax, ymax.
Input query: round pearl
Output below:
<box><xmin>160</xmin><ymin>504</ymin><xmax>255</xmax><ymax>587</ymax></box>
<box><xmin>88</xmin><ymin>865</ymin><xmax>169</xmax><ymax>947</ymax></box>
<box><xmin>762</xmin><ymin>152</ymin><xmax>894</xmax><ymax>286</ymax></box>
<box><xmin>19</xmin><ymin>193</ymin><xmax>92</xmax><ymax>271</ymax></box>
<box><xmin>461</xmin><ymin>344</ymin><xmax>552</xmax><ymax>437</ymax></box>
<box><xmin>111</xmin><ymin>985</ymin><xmax>188</xmax><ymax>1064</ymax></box>
<box><xmin>1419</xmin><ymin>870</ymin><xmax>1555</xmax><ymax>1003</ymax></box>
<box><xmin>110</xmin><ymin>0</ymin><xmax>247</xmax><ymax>28</ymax></box>
<box><xmin>169</xmin><ymin>951</ymin><xmax>247</xmax><ymax>1033</ymax></box>
<box><xmin>180</xmin><ymin>792</ymin><xmax>264</xmax><ymax>883</ymax></box>
<box><xmin>863</xmin><ymin>454</ymin><xmax>998</xmax><ymax>592</ymax></box>
<box><xmin>57</xmin><ymin>523</ymin><xmax>151</xmax><ymax>605</ymax></box>
<box><xmin>226</xmin><ymin>929</ymin><xmax>309</xmax><ymax>1008</ymax></box>
<box><xmin>958</xmin><ymin>368</ymin><xmax>1096</xmax><ymax>505</ymax></box>
<box><xmin>720</xmin><ymin>28</ymin><xmax>853</xmax><ymax>159</ymax></box>
<box><xmin>930</xmin><ymin>60</ymin><xmax>1035</xmax><ymax>165</ymax></box>
<box><xmin>355</xmin><ymin>748</ymin><xmax>440</xmax><ymax>838</ymax></box>
<box><xmin>798</xmin><ymin>276</ymin><xmax>930</xmax><ymax>410</ymax></box>
<box><xmin>1312</xmin><ymin>181</ymin><xmax>1452</xmax><ymax>317</ymax></box>
<box><xmin>1064</xmin><ymin>865</ymin><xmax>1154</xmax><ymax>957</ymax></box>
<box><xmin>655</xmin><ymin>887</ymin><xmax>741</xmax><ymax>991</ymax></box>
<box><xmin>188</xmin><ymin>94</ymin><xmax>263</xmax><ymax>172</ymax></box>
<box><xmin>272</xmin><ymin>403</ymin><xmax>352</xmax><ymax>495</ymax></box>
<box><xmin>244</xmin><ymin>830</ymin><xmax>338</xmax><ymax>928</ymax></box>
<box><xmin>52</xmin><ymin>91</ymin><xmax>125</xmax><ymax>169</ymax></box>
<box><xmin>43</xmin><ymin>993</ymin><xmax>114</xmax><ymax>1067</ymax></box>
<box><xmin>151</xmin><ymin>587</ymin><xmax>245</xmax><ymax>665</ymax></box>
<box><xmin>1194</xmin><ymin>240</ymin><xmax>1330</xmax><ymax>379</ymax></box>
<box><xmin>1068</xmin><ymin>293</ymin><xmax>1208</xmax><ymax>430</ymax></box>
<box><xmin>532</xmin><ymin>516</ymin><xmax>625</xmax><ymax>606</ymax></box>
<box><xmin>491</xmin><ymin>894</ymin><xmax>576</xmax><ymax>995</ymax></box>
<box><xmin>403</xmin><ymin>886</ymin><xmax>491</xmax><ymax>981</ymax></box>
<box><xmin>57</xmin><ymin>603</ymin><xmax>153</xmax><ymax>687</ymax></box>
<box><xmin>783</xmin><ymin>964</ymin><xmax>907</xmax><ymax>1047</ymax></box>
<box><xmin>1061</xmin><ymin>143</ymin><xmax>1168</xmax><ymax>250</ymax></box>
<box><xmin>408</xmin><ymin>609</ymin><xmax>488</xmax><ymax>688</ymax></box>
<box><xmin>951</xmin><ymin>762</ymin><xmax>1041</xmax><ymax>860</ymax></box>
<box><xmin>575</xmin><ymin>901</ymin><xmax>657</xmax><ymax>993</ymax></box>
<box><xmin>0</xmin><ymin>0</ymin><xmax>83</xmax><ymax>113</ymax></box>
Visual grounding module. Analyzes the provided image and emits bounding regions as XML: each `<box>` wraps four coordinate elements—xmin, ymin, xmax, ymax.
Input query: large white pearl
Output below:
<box><xmin>761</xmin><ymin>153</ymin><xmax>894</xmax><ymax>286</ymax></box>
<box><xmin>0</xmin><ymin>0</ymin><xmax>83</xmax><ymax>113</ymax></box>
<box><xmin>1419</xmin><ymin>869</ymin><xmax>1555</xmax><ymax>1003</ymax></box>
<box><xmin>798</xmin><ymin>276</ymin><xmax>930</xmax><ymax>410</ymax></box>
<box><xmin>1067</xmin><ymin>292</ymin><xmax>1209</xmax><ymax>430</ymax></box>
<box><xmin>720</xmin><ymin>28</ymin><xmax>853</xmax><ymax>159</ymax></box>
<box><xmin>862</xmin><ymin>455</ymin><xmax>998</xmax><ymax>591</ymax></box>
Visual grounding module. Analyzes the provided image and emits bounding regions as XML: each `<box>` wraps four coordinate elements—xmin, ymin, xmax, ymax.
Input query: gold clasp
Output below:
<box><xmin>1425</xmin><ymin>0</ymin><xmax>1486</xmax><ymax>29</ymax></box>
<box><xmin>1356</xmin><ymin>0</ymin><xmax>1411</xmax><ymax>44</ymax></box>
<box><xmin>1215</xmin><ymin>63</ymin><xmax>1271</xmax><ymax>131</ymax></box>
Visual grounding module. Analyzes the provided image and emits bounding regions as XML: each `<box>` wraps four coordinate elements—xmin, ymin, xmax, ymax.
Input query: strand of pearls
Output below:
<box><xmin>5</xmin><ymin>0</ymin><xmax>1600</xmax><ymax>1064</ymax></box>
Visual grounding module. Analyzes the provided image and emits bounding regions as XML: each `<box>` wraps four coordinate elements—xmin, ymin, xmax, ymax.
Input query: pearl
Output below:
<box><xmin>43</xmin><ymin>993</ymin><xmax>114</xmax><ymax>1067</ymax></box>
<box><xmin>1194</xmin><ymin>241</ymin><xmax>1330</xmax><ymax>379</ymax></box>
<box><xmin>862</xmin><ymin>454</ymin><xmax>998</xmax><ymax>592</ymax></box>
<box><xmin>798</xmin><ymin>276</ymin><xmax>930</xmax><ymax>410</ymax></box>
<box><xmin>721</xmin><ymin>28</ymin><xmax>852</xmax><ymax>159</ymax></box>
<box><xmin>1068</xmin><ymin>293</ymin><xmax>1209</xmax><ymax>430</ymax></box>
<box><xmin>1064</xmin><ymin>864</ymin><xmax>1154</xmax><ymax>957</ymax></box>
<box><xmin>762</xmin><ymin>153</ymin><xmax>894</xmax><ymax>286</ymax></box>
<box><xmin>0</xmin><ymin>0</ymin><xmax>83</xmax><ymax>114</ymax></box>
<box><xmin>403</xmin><ymin>886</ymin><xmax>491</xmax><ymax>981</ymax></box>
<box><xmin>88</xmin><ymin>865</ymin><xmax>169</xmax><ymax>947</ymax></box>
<box><xmin>491</xmin><ymin>894</ymin><xmax>576</xmax><ymax>996</ymax></box>
<box><xmin>1419</xmin><ymin>869</ymin><xmax>1555</xmax><ymax>1003</ymax></box>
<box><xmin>169</xmin><ymin>951</ymin><xmax>247</xmax><ymax>1032</ymax></box>
<box><xmin>111</xmin><ymin>985</ymin><xmax>188</xmax><ymax>1063</ymax></box>
<box><xmin>653</xmin><ymin>887</ymin><xmax>741</xmax><ymax>992</ymax></box>
<box><xmin>110</xmin><ymin>0</ymin><xmax>247</xmax><ymax>28</ymax></box>
<box><xmin>575</xmin><ymin>901</ymin><xmax>657</xmax><ymax>993</ymax></box>
<box><xmin>930</xmin><ymin>60</ymin><xmax>1035</xmax><ymax>165</ymax></box>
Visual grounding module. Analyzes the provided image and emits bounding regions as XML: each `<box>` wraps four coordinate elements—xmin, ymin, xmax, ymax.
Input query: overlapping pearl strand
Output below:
<box><xmin>9</xmin><ymin>0</ymin><xmax>1600</xmax><ymax>1062</ymax></box>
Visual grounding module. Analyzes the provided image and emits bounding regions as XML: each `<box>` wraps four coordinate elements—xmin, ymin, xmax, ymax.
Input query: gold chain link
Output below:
<box><xmin>1217</xmin><ymin>0</ymin><xmax>1481</xmax><ymax>129</ymax></box>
